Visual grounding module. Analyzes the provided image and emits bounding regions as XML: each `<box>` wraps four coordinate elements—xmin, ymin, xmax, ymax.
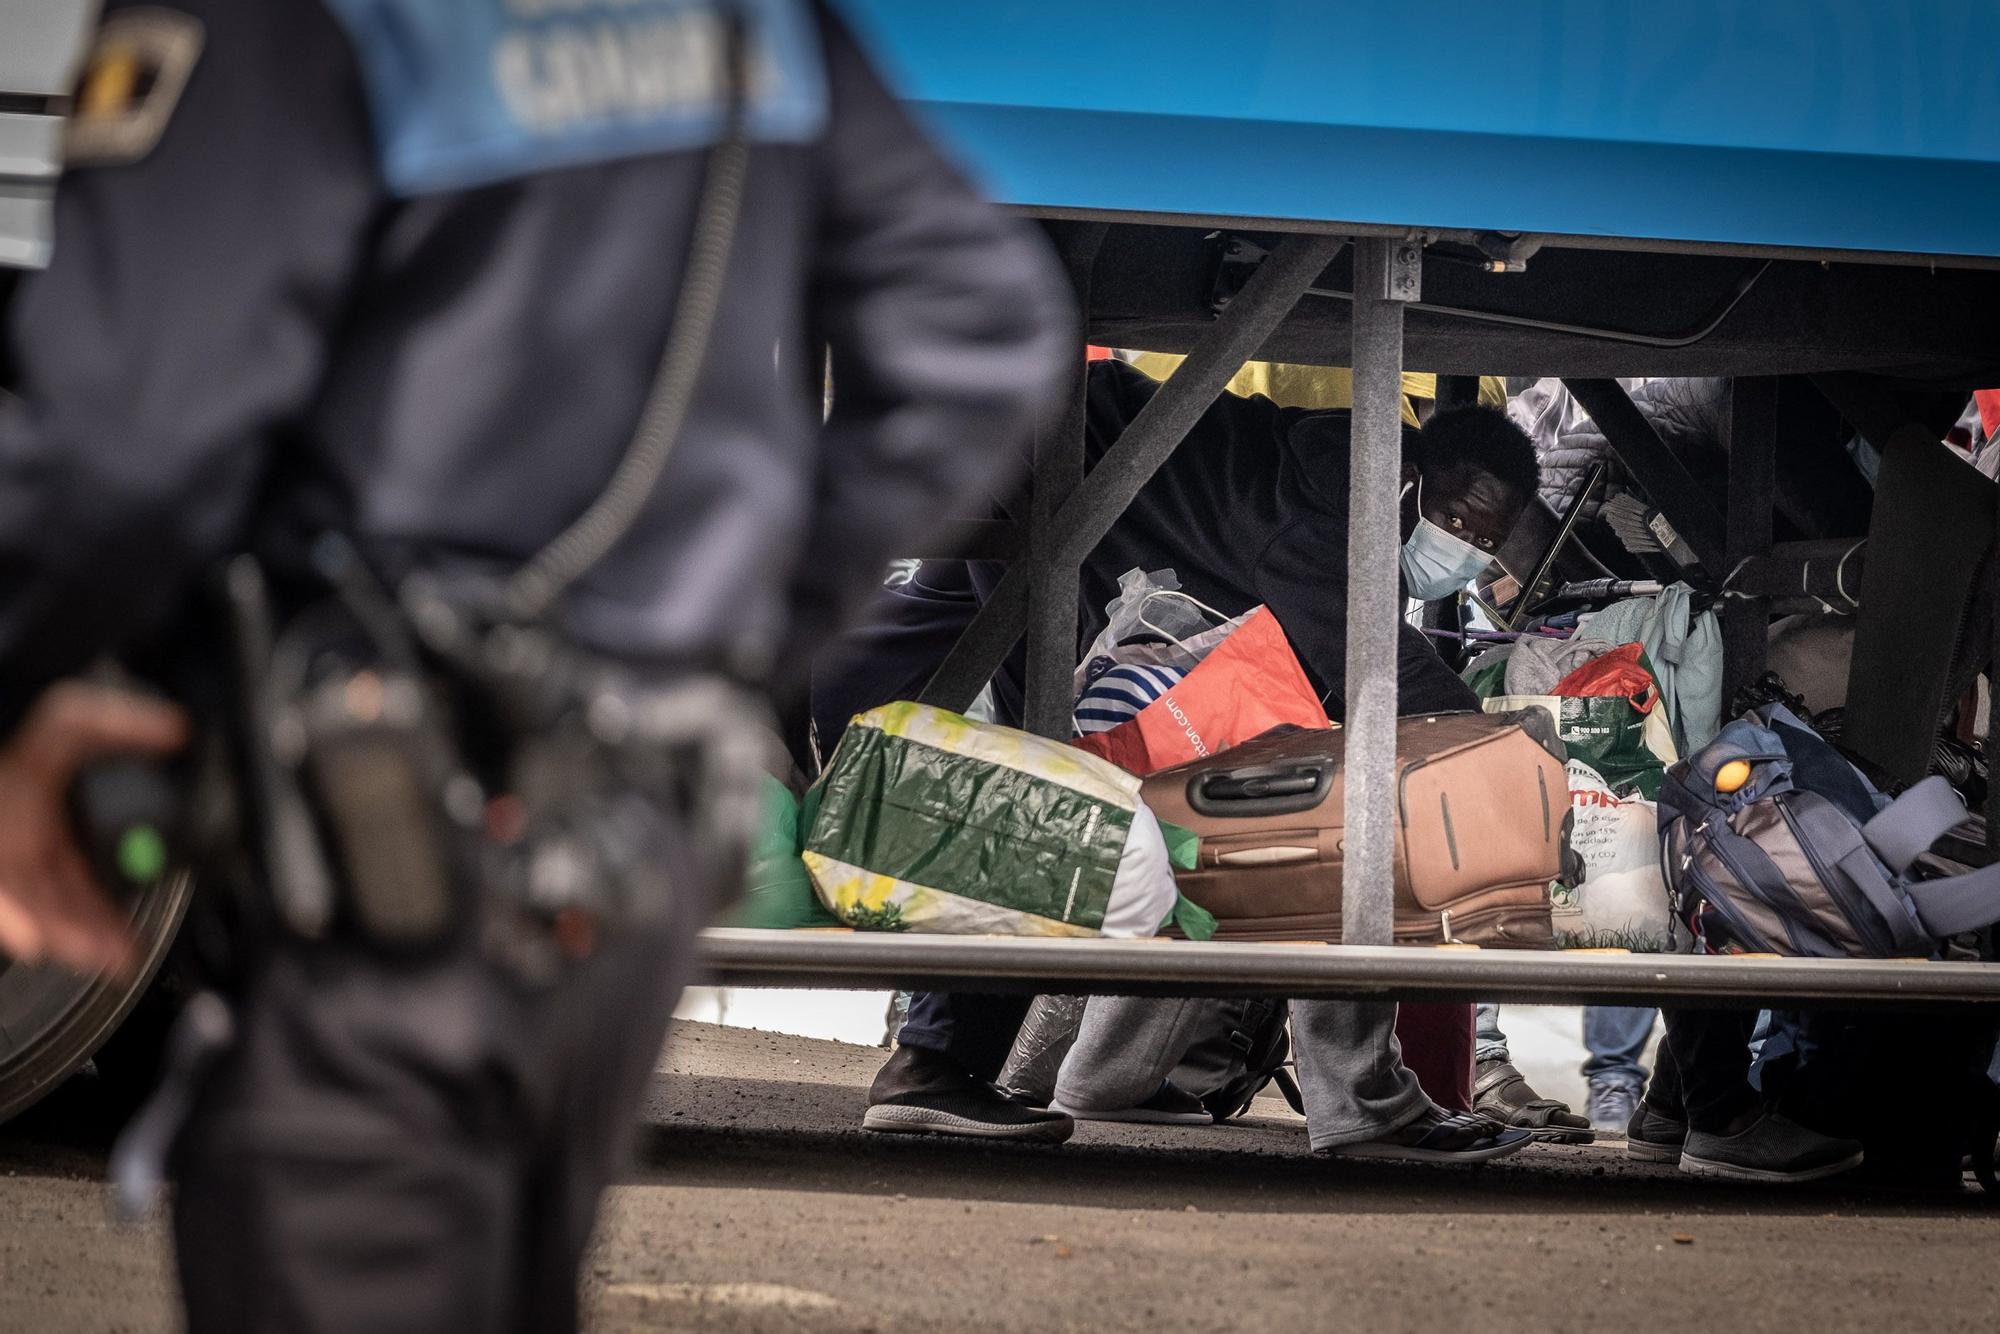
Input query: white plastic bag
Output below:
<box><xmin>1552</xmin><ymin>759</ymin><xmax>1684</xmax><ymax>952</ymax></box>
<box><xmin>1073</xmin><ymin>568</ymin><xmax>1232</xmax><ymax>697</ymax></box>
<box><xmin>1101</xmin><ymin>802</ymin><xmax>1179</xmax><ymax>938</ymax></box>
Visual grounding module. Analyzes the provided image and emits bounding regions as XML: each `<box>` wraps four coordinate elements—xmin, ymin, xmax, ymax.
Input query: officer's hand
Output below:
<box><xmin>0</xmin><ymin>683</ymin><xmax>189</xmax><ymax>975</ymax></box>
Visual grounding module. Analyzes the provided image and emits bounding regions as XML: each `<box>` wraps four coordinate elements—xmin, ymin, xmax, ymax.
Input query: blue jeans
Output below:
<box><xmin>1474</xmin><ymin>1004</ymin><xmax>1655</xmax><ymax>1092</ymax></box>
<box><xmin>1582</xmin><ymin>1006</ymin><xmax>1656</xmax><ymax>1092</ymax></box>
<box><xmin>1474</xmin><ymin>1002</ymin><xmax>1508</xmax><ymax>1065</ymax></box>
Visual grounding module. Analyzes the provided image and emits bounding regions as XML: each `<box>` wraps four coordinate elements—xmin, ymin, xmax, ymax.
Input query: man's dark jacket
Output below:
<box><xmin>0</xmin><ymin>0</ymin><xmax>1073</xmax><ymax>735</ymax></box>
<box><xmin>811</xmin><ymin>360</ymin><xmax>1477</xmax><ymax>755</ymax></box>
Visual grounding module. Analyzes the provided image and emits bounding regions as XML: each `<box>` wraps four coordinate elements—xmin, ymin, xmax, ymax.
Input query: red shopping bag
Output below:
<box><xmin>1551</xmin><ymin>641</ymin><xmax>1661</xmax><ymax>713</ymax></box>
<box><xmin>1074</xmin><ymin>606</ymin><xmax>1328</xmax><ymax>776</ymax></box>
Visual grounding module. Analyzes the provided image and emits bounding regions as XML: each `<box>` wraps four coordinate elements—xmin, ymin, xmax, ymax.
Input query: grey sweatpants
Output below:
<box><xmin>1053</xmin><ymin>997</ymin><xmax>1431</xmax><ymax>1151</ymax></box>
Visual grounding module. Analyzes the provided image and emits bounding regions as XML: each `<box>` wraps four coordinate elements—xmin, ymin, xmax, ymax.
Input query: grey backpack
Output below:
<box><xmin>1660</xmin><ymin>705</ymin><xmax>2000</xmax><ymax>958</ymax></box>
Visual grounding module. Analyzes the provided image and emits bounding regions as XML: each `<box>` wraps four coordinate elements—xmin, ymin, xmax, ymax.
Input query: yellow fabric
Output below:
<box><xmin>802</xmin><ymin>853</ymin><xmax>1099</xmax><ymax>939</ymax></box>
<box><xmin>860</xmin><ymin>701</ymin><xmax>1139</xmax><ymax>809</ymax></box>
<box><xmin>1127</xmin><ymin>352</ymin><xmax>1506</xmax><ymax>429</ymax></box>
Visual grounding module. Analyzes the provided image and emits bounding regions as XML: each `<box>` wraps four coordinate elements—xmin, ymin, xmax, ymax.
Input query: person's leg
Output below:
<box><xmin>1292</xmin><ymin>1000</ymin><xmax>1426</xmax><ymax>1148</ymax></box>
<box><xmin>1469</xmin><ymin>1007</ymin><xmax>1592</xmax><ymax>1143</ymax></box>
<box><xmin>174</xmin><ymin>943</ymin><xmax>534</xmax><ymax>1334</ymax></box>
<box><xmin>1293</xmin><ymin>1001</ymin><xmax>1528</xmax><ymax>1161</ymax></box>
<box><xmin>1625</xmin><ymin>1019</ymin><xmax>1691</xmax><ymax>1160</ymax></box>
<box><xmin>867</xmin><ymin>992</ymin><xmax>1070</xmax><ymax>1141</ymax></box>
<box><xmin>1660</xmin><ymin>1008</ymin><xmax>1863</xmax><ymax>1183</ymax></box>
<box><xmin>1759</xmin><ymin>1010</ymin><xmax>1997</xmax><ymax>1189</ymax></box>
<box><xmin>896</xmin><ymin>992</ymin><xmax>1031</xmax><ymax>1082</ymax></box>
<box><xmin>1396</xmin><ymin>1003</ymin><xmax>1474</xmax><ymax>1112</ymax></box>
<box><xmin>1582</xmin><ymin>1006</ymin><xmax>1656</xmax><ymax>1130</ymax></box>
<box><xmin>1659</xmin><ymin>1008</ymin><xmax>1757</xmax><ymax>1134</ymax></box>
<box><xmin>1582</xmin><ymin>1006</ymin><xmax>1655</xmax><ymax>1090</ymax></box>
<box><xmin>1642</xmin><ymin>1017</ymin><xmax>1686</xmax><ymax>1118</ymax></box>
<box><xmin>1473</xmin><ymin>1002</ymin><xmax>1510</xmax><ymax>1067</ymax></box>
<box><xmin>1052</xmin><ymin>996</ymin><xmax>1220</xmax><ymax>1122</ymax></box>
<box><xmin>175</xmin><ymin>792</ymin><xmax>724</xmax><ymax>1334</ymax></box>
<box><xmin>516</xmin><ymin>913</ymin><xmax>710</xmax><ymax>1333</ymax></box>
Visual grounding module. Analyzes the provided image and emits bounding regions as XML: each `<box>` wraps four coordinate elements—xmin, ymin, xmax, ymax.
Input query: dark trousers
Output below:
<box><xmin>898</xmin><ymin>991</ymin><xmax>1031</xmax><ymax>1082</ymax></box>
<box><xmin>1647</xmin><ymin>1008</ymin><xmax>1759</xmax><ymax>1133</ymax></box>
<box><xmin>172</xmin><ymin>893</ymin><xmax>705</xmax><ymax>1333</ymax></box>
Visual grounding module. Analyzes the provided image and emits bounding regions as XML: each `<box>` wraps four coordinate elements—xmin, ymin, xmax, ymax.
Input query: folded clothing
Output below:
<box><xmin>1073</xmin><ymin>662</ymin><xmax>1189</xmax><ymax>736</ymax></box>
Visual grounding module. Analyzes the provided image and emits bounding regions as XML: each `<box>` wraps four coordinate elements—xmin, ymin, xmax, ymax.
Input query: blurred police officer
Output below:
<box><xmin>0</xmin><ymin>0</ymin><xmax>1070</xmax><ymax>1328</ymax></box>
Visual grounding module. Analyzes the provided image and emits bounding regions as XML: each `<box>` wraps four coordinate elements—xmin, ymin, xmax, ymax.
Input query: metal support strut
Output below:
<box><xmin>919</xmin><ymin>231</ymin><xmax>1348</xmax><ymax>718</ymax></box>
<box><xmin>1721</xmin><ymin>377</ymin><xmax>1777</xmax><ymax>707</ymax></box>
<box><xmin>1341</xmin><ymin>238</ymin><xmax>1417</xmax><ymax>946</ymax></box>
<box><xmin>1022</xmin><ymin>224</ymin><xmax>1108</xmax><ymax>739</ymax></box>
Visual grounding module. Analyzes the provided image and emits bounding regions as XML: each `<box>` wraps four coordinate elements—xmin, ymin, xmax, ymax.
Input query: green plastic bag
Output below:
<box><xmin>1156</xmin><ymin>818</ymin><xmax>1215</xmax><ymax>940</ymax></box>
<box><xmin>1475</xmin><ymin>646</ymin><xmax>1678</xmax><ymax>800</ymax></box>
<box><xmin>1462</xmin><ymin>655</ymin><xmax>1509</xmax><ymax>702</ymax></box>
<box><xmin>725</xmin><ymin>774</ymin><xmax>841</xmax><ymax>930</ymax></box>
<box><xmin>802</xmin><ymin>703</ymin><xmax>1182</xmax><ymax>937</ymax></box>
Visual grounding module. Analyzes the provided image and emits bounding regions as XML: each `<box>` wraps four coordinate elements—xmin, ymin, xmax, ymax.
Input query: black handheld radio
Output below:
<box><xmin>69</xmin><ymin>756</ymin><xmax>183</xmax><ymax>899</ymax></box>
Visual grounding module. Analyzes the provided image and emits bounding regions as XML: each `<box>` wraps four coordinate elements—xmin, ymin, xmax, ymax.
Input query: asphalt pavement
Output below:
<box><xmin>2</xmin><ymin>1019</ymin><xmax>1997</xmax><ymax>1332</ymax></box>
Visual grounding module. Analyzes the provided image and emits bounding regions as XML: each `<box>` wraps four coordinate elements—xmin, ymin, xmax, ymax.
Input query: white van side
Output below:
<box><xmin>0</xmin><ymin>0</ymin><xmax>98</xmax><ymax>268</ymax></box>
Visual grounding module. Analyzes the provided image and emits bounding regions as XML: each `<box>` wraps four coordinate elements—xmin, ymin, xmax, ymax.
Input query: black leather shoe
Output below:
<box><xmin>1474</xmin><ymin>1058</ymin><xmax>1594</xmax><ymax>1144</ymax></box>
<box><xmin>863</xmin><ymin>1044</ymin><xmax>1074</xmax><ymax>1143</ymax></box>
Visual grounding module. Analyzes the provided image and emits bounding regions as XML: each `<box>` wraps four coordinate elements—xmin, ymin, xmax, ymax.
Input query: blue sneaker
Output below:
<box><xmin>1586</xmin><ymin>1080</ymin><xmax>1641</xmax><ymax>1135</ymax></box>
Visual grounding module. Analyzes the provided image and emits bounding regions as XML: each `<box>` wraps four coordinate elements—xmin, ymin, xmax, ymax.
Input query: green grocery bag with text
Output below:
<box><xmin>803</xmin><ymin>703</ymin><xmax>1209</xmax><ymax>938</ymax></box>
<box><xmin>1477</xmin><ymin>643</ymin><xmax>1677</xmax><ymax>798</ymax></box>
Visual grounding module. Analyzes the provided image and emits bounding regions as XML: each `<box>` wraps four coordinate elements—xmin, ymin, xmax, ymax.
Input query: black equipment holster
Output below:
<box><xmin>215</xmin><ymin>545</ymin><xmax>774</xmax><ymax>985</ymax></box>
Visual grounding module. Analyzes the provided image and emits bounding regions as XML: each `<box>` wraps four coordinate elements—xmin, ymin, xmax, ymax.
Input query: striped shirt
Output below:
<box><xmin>1073</xmin><ymin>661</ymin><xmax>1188</xmax><ymax>736</ymax></box>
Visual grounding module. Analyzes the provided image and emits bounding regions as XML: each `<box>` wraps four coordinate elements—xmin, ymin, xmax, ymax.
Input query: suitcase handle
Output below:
<box><xmin>1187</xmin><ymin>760</ymin><xmax>1335</xmax><ymax>818</ymax></box>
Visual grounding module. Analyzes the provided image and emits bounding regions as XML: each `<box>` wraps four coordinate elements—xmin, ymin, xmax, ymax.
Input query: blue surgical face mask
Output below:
<box><xmin>1399</xmin><ymin>477</ymin><xmax>1495</xmax><ymax>600</ymax></box>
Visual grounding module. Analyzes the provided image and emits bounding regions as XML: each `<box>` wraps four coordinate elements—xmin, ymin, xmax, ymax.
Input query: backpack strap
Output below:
<box><xmin>1862</xmin><ymin>775</ymin><xmax>1967</xmax><ymax>875</ymax></box>
<box><xmin>1903</xmin><ymin>862</ymin><xmax>2000</xmax><ymax>939</ymax></box>
<box><xmin>1827</xmin><ymin>842</ymin><xmax>1935</xmax><ymax>956</ymax></box>
<box><xmin>1853</xmin><ymin>774</ymin><xmax>2000</xmax><ymax>939</ymax></box>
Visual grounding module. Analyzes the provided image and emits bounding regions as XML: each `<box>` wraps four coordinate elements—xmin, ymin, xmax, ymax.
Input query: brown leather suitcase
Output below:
<box><xmin>1142</xmin><ymin>717</ymin><xmax>1563</xmax><ymax>948</ymax></box>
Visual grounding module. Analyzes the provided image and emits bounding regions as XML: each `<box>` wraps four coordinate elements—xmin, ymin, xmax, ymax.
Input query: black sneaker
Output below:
<box><xmin>1626</xmin><ymin>1100</ymin><xmax>1689</xmax><ymax>1163</ymax></box>
<box><xmin>1680</xmin><ymin>1111</ymin><xmax>1864</xmax><ymax>1183</ymax></box>
<box><xmin>862</xmin><ymin>1044</ymin><xmax>1074</xmax><ymax>1143</ymax></box>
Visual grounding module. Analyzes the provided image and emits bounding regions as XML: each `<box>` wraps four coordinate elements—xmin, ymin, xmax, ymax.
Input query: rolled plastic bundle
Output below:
<box><xmin>996</xmin><ymin>994</ymin><xmax>1087</xmax><ymax>1104</ymax></box>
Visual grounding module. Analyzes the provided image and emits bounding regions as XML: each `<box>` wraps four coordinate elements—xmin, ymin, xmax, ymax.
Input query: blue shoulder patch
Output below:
<box><xmin>322</xmin><ymin>0</ymin><xmax>828</xmax><ymax>197</ymax></box>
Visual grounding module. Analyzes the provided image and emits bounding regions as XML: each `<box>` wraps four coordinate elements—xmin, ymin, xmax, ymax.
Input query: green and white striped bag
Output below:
<box><xmin>803</xmin><ymin>703</ymin><xmax>1207</xmax><ymax>939</ymax></box>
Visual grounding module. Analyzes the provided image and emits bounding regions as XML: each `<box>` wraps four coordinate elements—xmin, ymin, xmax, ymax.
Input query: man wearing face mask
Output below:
<box><xmin>813</xmin><ymin>361</ymin><xmax>1538</xmax><ymax>751</ymax></box>
<box><xmin>822</xmin><ymin>359</ymin><xmax>1559</xmax><ymax>1154</ymax></box>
